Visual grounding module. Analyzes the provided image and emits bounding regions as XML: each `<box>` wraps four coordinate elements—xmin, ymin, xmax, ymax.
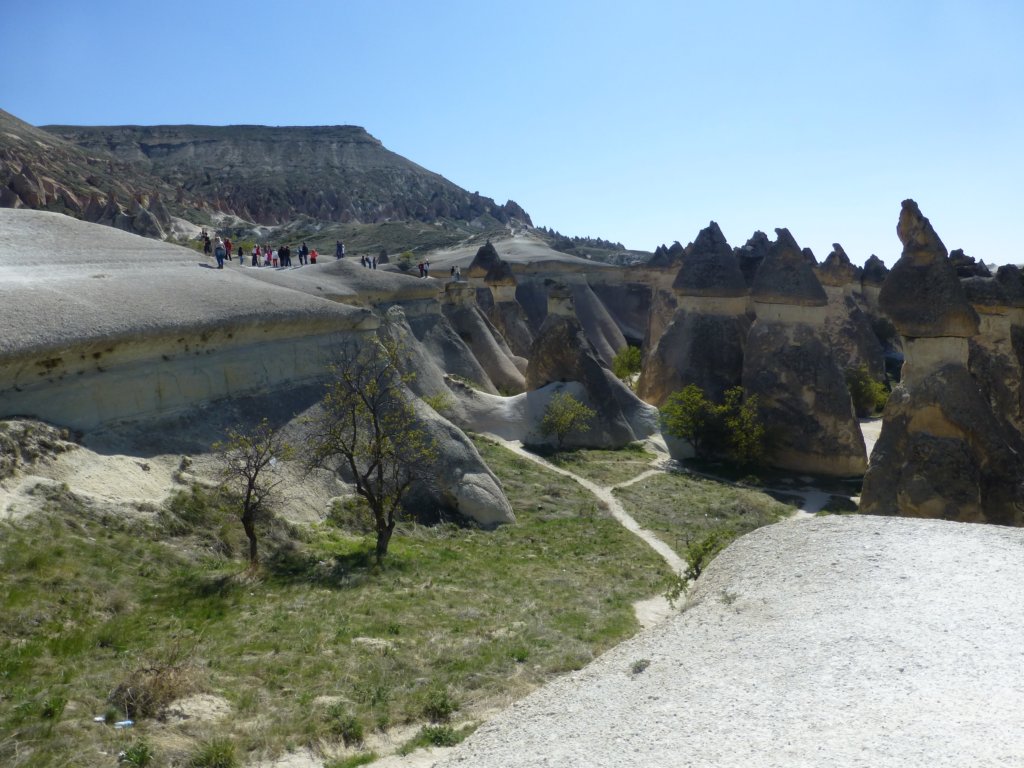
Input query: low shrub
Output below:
<box><xmin>188</xmin><ymin>738</ymin><xmax>236</xmax><ymax>768</ymax></box>
<box><xmin>109</xmin><ymin>662</ymin><xmax>195</xmax><ymax>719</ymax></box>
<box><xmin>421</xmin><ymin>685</ymin><xmax>458</xmax><ymax>723</ymax></box>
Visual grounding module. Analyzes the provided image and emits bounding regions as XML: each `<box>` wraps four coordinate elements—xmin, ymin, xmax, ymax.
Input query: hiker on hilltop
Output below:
<box><xmin>310</xmin><ymin>247</ymin><xmax>318</xmax><ymax>264</ymax></box>
<box><xmin>213</xmin><ymin>238</ymin><xmax>226</xmax><ymax>269</ymax></box>
<box><xmin>299</xmin><ymin>242</ymin><xmax>309</xmax><ymax>265</ymax></box>
<box><xmin>224</xmin><ymin>237</ymin><xmax>233</xmax><ymax>261</ymax></box>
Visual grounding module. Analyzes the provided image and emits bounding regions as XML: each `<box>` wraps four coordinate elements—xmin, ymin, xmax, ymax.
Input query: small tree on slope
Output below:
<box><xmin>306</xmin><ymin>338</ymin><xmax>436</xmax><ymax>564</ymax></box>
<box><xmin>215</xmin><ymin>418</ymin><xmax>293</xmax><ymax>567</ymax></box>
<box><xmin>540</xmin><ymin>391</ymin><xmax>597</xmax><ymax>450</ymax></box>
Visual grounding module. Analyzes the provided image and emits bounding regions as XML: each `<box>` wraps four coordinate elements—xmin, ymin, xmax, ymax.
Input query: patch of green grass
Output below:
<box><xmin>541</xmin><ymin>443</ymin><xmax>656</xmax><ymax>486</ymax></box>
<box><xmin>614</xmin><ymin>470</ymin><xmax>792</xmax><ymax>581</ymax></box>
<box><xmin>0</xmin><ymin>439</ymin><xmax>668</xmax><ymax>767</ymax></box>
<box><xmin>398</xmin><ymin>723</ymin><xmax>476</xmax><ymax>755</ymax></box>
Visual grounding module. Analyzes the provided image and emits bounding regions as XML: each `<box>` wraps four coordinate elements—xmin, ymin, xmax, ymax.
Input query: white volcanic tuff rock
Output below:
<box><xmin>0</xmin><ymin>209</ymin><xmax>377</xmax><ymax>428</ymax></box>
<box><xmin>437</xmin><ymin>516</ymin><xmax>1024</xmax><ymax>768</ymax></box>
<box><xmin>451</xmin><ymin>380</ymin><xmax>658</xmax><ymax>447</ymax></box>
<box><xmin>442</xmin><ymin>303</ymin><xmax>527</xmax><ymax>394</ymax></box>
<box><xmin>568</xmin><ymin>281</ymin><xmax>628</xmax><ymax>366</ymax></box>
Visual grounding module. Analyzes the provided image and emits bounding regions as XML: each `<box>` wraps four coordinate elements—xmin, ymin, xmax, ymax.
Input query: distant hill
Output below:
<box><xmin>0</xmin><ymin>108</ymin><xmax>646</xmax><ymax>259</ymax></box>
<box><xmin>43</xmin><ymin>123</ymin><xmax>531</xmax><ymax>229</ymax></box>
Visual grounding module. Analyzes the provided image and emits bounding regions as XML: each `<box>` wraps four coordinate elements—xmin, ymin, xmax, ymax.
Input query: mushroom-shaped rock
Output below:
<box><xmin>465</xmin><ymin>240</ymin><xmax>503</xmax><ymax>279</ymax></box>
<box><xmin>861</xmin><ymin>255</ymin><xmax>889</xmax><ymax>287</ymax></box>
<box><xmin>751</xmin><ymin>229</ymin><xmax>828</xmax><ymax>306</ymax></box>
<box><xmin>879</xmin><ymin>200</ymin><xmax>979</xmax><ymax>338</ymax></box>
<box><xmin>818</xmin><ymin>243</ymin><xmax>861</xmax><ymax>287</ymax></box>
<box><xmin>671</xmin><ymin>222</ymin><xmax>747</xmax><ymax>297</ymax></box>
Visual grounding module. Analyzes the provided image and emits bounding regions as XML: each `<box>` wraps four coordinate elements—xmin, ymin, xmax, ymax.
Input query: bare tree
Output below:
<box><xmin>306</xmin><ymin>338</ymin><xmax>436</xmax><ymax>564</ymax></box>
<box><xmin>214</xmin><ymin>418</ymin><xmax>293</xmax><ymax>567</ymax></box>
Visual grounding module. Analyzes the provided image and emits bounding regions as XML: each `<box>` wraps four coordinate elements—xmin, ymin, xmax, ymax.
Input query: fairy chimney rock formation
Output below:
<box><xmin>671</xmin><ymin>221</ymin><xmax>748</xmax><ymax>302</ymax></box>
<box><xmin>879</xmin><ymin>200</ymin><xmax>979</xmax><ymax>383</ymax></box>
<box><xmin>637</xmin><ymin>222</ymin><xmax>750</xmax><ymax>405</ymax></box>
<box><xmin>465</xmin><ymin>240</ymin><xmax>502</xmax><ymax>280</ymax></box>
<box><xmin>818</xmin><ymin>243</ymin><xmax>861</xmax><ymax>289</ymax></box>
<box><xmin>742</xmin><ymin>229</ymin><xmax>866</xmax><ymax>476</ymax></box>
<box><xmin>545</xmin><ymin>279</ymin><xmax>575</xmax><ymax>318</ymax></box>
<box><xmin>751</xmin><ymin>228</ymin><xmax>828</xmax><ymax>322</ymax></box>
<box><xmin>860</xmin><ymin>201</ymin><xmax>1024</xmax><ymax>525</ymax></box>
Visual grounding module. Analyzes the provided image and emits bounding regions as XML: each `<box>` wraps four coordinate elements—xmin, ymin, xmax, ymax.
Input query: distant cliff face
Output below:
<box><xmin>43</xmin><ymin>123</ymin><xmax>531</xmax><ymax>228</ymax></box>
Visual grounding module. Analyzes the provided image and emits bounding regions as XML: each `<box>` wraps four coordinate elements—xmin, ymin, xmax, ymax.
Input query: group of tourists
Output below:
<box><xmin>360</xmin><ymin>254</ymin><xmax>379</xmax><ymax>269</ymax></box>
<box><xmin>204</xmin><ymin>232</ymin><xmax>321</xmax><ymax>269</ymax></box>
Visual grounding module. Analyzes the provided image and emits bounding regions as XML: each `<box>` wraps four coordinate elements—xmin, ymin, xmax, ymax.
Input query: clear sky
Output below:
<box><xmin>3</xmin><ymin>1</ymin><xmax>1022</xmax><ymax>265</ymax></box>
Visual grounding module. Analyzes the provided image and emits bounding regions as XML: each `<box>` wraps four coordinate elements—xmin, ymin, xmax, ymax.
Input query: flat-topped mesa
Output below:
<box><xmin>671</xmin><ymin>221</ymin><xmax>747</xmax><ymax>300</ymax></box>
<box><xmin>881</xmin><ymin>199</ymin><xmax>979</xmax><ymax>340</ymax></box>
<box><xmin>817</xmin><ymin>243</ymin><xmax>862</xmax><ymax>288</ymax></box>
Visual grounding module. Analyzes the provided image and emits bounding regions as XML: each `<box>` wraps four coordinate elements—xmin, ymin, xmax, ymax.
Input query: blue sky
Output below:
<box><xmin>3</xmin><ymin>1</ymin><xmax>1022</xmax><ymax>265</ymax></box>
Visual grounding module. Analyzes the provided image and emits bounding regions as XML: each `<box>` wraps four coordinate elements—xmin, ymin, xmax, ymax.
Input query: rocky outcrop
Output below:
<box><xmin>860</xmin><ymin>200</ymin><xmax>1024</xmax><ymax>524</ymax></box>
<box><xmin>817</xmin><ymin>243</ymin><xmax>861</xmax><ymax>287</ymax></box>
<box><xmin>950</xmin><ymin>248</ymin><xmax>991</xmax><ymax>278</ymax></box>
<box><xmin>526</xmin><ymin>314</ymin><xmax>657</xmax><ymax>448</ymax></box>
<box><xmin>404</xmin><ymin>399</ymin><xmax>516</xmax><ymax>528</ymax></box>
<box><xmin>734</xmin><ymin>230</ymin><xmax>771</xmax><ymax>286</ymax></box>
<box><xmin>743</xmin><ymin>229</ymin><xmax>866</xmax><ymax>475</ymax></box>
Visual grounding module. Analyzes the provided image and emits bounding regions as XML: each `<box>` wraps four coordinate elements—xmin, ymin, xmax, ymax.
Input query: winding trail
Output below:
<box><xmin>485</xmin><ymin>436</ymin><xmax>686</xmax><ymax>574</ymax></box>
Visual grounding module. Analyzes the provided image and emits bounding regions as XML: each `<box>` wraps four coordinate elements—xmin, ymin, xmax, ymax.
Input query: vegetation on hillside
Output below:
<box><xmin>845</xmin><ymin>365</ymin><xmax>890</xmax><ymax>418</ymax></box>
<box><xmin>0</xmin><ymin>439</ymin><xmax>669</xmax><ymax>767</ymax></box>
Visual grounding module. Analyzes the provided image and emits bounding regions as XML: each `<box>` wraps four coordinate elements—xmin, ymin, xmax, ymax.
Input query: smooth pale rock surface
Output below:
<box><xmin>438</xmin><ymin>516</ymin><xmax>1024</xmax><ymax>768</ymax></box>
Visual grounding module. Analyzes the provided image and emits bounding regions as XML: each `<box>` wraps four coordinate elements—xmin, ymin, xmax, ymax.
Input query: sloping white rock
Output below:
<box><xmin>438</xmin><ymin>516</ymin><xmax>1024</xmax><ymax>767</ymax></box>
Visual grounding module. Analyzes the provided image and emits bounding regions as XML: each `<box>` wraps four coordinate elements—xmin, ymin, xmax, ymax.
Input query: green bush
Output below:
<box><xmin>327</xmin><ymin>706</ymin><xmax>365</xmax><ymax>747</ymax></box>
<box><xmin>845</xmin><ymin>365</ymin><xmax>889</xmax><ymax>417</ymax></box>
<box><xmin>661</xmin><ymin>385</ymin><xmax>765</xmax><ymax>465</ymax></box>
<box><xmin>121</xmin><ymin>741</ymin><xmax>154</xmax><ymax>767</ymax></box>
<box><xmin>682</xmin><ymin>528</ymin><xmax>730</xmax><ymax>581</ymax></box>
<box><xmin>611</xmin><ymin>346</ymin><xmax>642</xmax><ymax>381</ymax></box>
<box><xmin>399</xmin><ymin>724</ymin><xmax>476</xmax><ymax>754</ymax></box>
<box><xmin>539</xmin><ymin>392</ymin><xmax>596</xmax><ymax>450</ymax></box>
<box><xmin>189</xmin><ymin>738</ymin><xmax>236</xmax><ymax>768</ymax></box>
<box><xmin>397</xmin><ymin>250</ymin><xmax>415</xmax><ymax>272</ymax></box>
<box><xmin>422</xmin><ymin>686</ymin><xmax>458</xmax><ymax>723</ymax></box>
